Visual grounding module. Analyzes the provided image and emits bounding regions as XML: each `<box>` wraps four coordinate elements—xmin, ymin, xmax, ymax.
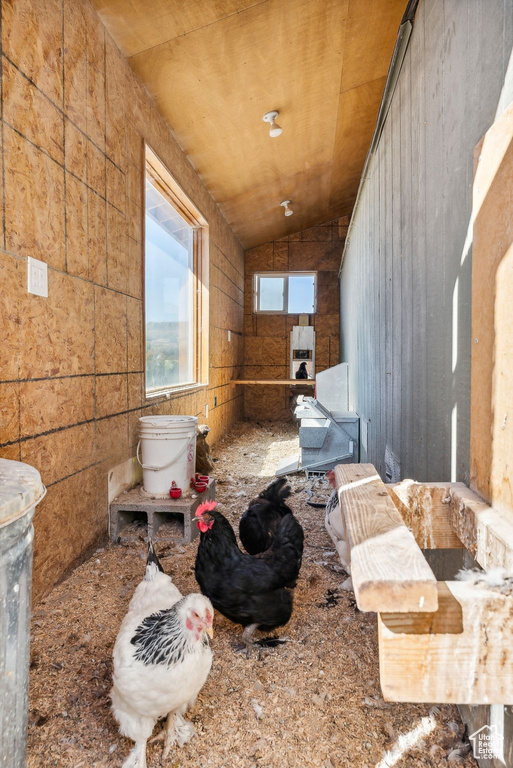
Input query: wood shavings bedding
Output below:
<box><xmin>27</xmin><ymin>420</ymin><xmax>477</xmax><ymax>768</ymax></box>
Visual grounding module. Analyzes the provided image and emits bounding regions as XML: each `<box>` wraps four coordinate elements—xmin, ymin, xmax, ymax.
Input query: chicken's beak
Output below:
<box><xmin>206</xmin><ymin>626</ymin><xmax>214</xmax><ymax>639</ymax></box>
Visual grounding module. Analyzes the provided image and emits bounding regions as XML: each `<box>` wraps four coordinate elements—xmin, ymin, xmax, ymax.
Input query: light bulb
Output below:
<box><xmin>269</xmin><ymin>120</ymin><xmax>282</xmax><ymax>138</ymax></box>
<box><xmin>263</xmin><ymin>110</ymin><xmax>283</xmax><ymax>138</ymax></box>
<box><xmin>280</xmin><ymin>200</ymin><xmax>293</xmax><ymax>216</ymax></box>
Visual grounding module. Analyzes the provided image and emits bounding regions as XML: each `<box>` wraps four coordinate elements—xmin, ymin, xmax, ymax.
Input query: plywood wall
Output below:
<box><xmin>0</xmin><ymin>0</ymin><xmax>244</xmax><ymax>600</ymax></box>
<box><xmin>243</xmin><ymin>218</ymin><xmax>347</xmax><ymax>420</ymax></box>
<box><xmin>339</xmin><ymin>0</ymin><xmax>513</xmax><ymax>484</ymax></box>
<box><xmin>471</xmin><ymin>103</ymin><xmax>513</xmax><ymax>518</ymax></box>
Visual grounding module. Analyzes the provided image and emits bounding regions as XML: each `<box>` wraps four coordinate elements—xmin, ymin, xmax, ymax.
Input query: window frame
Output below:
<box><xmin>143</xmin><ymin>145</ymin><xmax>209</xmax><ymax>400</ymax></box>
<box><xmin>253</xmin><ymin>271</ymin><xmax>317</xmax><ymax>314</ymax></box>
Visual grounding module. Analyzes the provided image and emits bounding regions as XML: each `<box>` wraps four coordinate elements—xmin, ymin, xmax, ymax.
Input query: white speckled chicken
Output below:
<box><xmin>324</xmin><ymin>470</ymin><xmax>350</xmax><ymax>573</ymax></box>
<box><xmin>111</xmin><ymin>543</ymin><xmax>214</xmax><ymax>768</ymax></box>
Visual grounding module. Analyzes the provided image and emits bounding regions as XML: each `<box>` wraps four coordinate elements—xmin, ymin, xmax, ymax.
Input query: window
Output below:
<box><xmin>144</xmin><ymin>146</ymin><xmax>208</xmax><ymax>396</ymax></box>
<box><xmin>253</xmin><ymin>272</ymin><xmax>316</xmax><ymax>314</ymax></box>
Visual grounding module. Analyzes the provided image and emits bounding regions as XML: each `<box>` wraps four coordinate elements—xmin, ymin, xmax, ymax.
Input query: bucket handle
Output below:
<box><xmin>136</xmin><ymin>438</ymin><xmax>191</xmax><ymax>472</ymax></box>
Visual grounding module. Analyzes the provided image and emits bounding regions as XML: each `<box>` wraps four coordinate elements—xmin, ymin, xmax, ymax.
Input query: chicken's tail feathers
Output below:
<box><xmin>145</xmin><ymin>540</ymin><xmax>164</xmax><ymax>580</ymax></box>
<box><xmin>258</xmin><ymin>477</ymin><xmax>292</xmax><ymax>505</ymax></box>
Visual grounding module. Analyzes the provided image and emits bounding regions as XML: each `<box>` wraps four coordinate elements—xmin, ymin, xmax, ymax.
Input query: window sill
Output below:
<box><xmin>253</xmin><ymin>311</ymin><xmax>317</xmax><ymax>316</ymax></box>
<box><xmin>145</xmin><ymin>382</ymin><xmax>208</xmax><ymax>403</ymax></box>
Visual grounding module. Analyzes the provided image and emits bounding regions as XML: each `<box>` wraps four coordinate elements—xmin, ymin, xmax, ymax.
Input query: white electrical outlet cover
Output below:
<box><xmin>228</xmin><ymin>330</ymin><xmax>231</xmax><ymax>341</ymax></box>
<box><xmin>27</xmin><ymin>257</ymin><xmax>48</xmax><ymax>297</ymax></box>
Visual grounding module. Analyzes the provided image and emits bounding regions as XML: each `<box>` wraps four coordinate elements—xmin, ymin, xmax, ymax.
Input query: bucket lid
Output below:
<box><xmin>139</xmin><ymin>415</ymin><xmax>198</xmax><ymax>428</ymax></box>
<box><xmin>0</xmin><ymin>458</ymin><xmax>46</xmax><ymax>528</ymax></box>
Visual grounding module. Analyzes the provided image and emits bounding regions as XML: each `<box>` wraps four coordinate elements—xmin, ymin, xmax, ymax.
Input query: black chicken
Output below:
<box><xmin>194</xmin><ymin>500</ymin><xmax>304</xmax><ymax>654</ymax></box>
<box><xmin>239</xmin><ymin>478</ymin><xmax>296</xmax><ymax>556</ymax></box>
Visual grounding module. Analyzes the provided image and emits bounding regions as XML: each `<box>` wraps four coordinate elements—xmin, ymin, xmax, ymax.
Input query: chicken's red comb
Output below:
<box><xmin>195</xmin><ymin>500</ymin><xmax>218</xmax><ymax>516</ymax></box>
<box><xmin>326</xmin><ymin>470</ymin><xmax>337</xmax><ymax>489</ymax></box>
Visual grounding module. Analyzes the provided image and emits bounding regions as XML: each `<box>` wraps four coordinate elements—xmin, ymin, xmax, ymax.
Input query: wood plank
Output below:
<box><xmin>388</xmin><ymin>479</ymin><xmax>513</xmax><ymax>567</ymax></box>
<box><xmin>232</xmin><ymin>379</ymin><xmax>315</xmax><ymax>386</ymax></box>
<box><xmin>379</xmin><ymin>581</ymin><xmax>513</xmax><ymax>704</ymax></box>
<box><xmin>335</xmin><ymin>463</ymin><xmax>438</xmax><ymax>613</ymax></box>
<box><xmin>446</xmin><ymin>484</ymin><xmax>513</xmax><ymax>571</ymax></box>
<box><xmin>470</xmin><ymin>102</ymin><xmax>513</xmax><ymax>517</ymax></box>
<box><xmin>387</xmin><ymin>480</ymin><xmax>465</xmax><ymax>549</ymax></box>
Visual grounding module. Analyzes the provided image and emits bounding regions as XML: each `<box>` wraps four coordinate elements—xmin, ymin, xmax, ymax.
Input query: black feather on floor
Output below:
<box><xmin>254</xmin><ymin>636</ymin><xmax>288</xmax><ymax>648</ymax></box>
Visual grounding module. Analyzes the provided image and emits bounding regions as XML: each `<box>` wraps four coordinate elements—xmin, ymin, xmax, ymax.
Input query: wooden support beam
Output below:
<box><xmin>335</xmin><ymin>464</ymin><xmax>438</xmax><ymax>613</ymax></box>
<box><xmin>379</xmin><ymin>581</ymin><xmax>513</xmax><ymax>704</ymax></box>
<box><xmin>387</xmin><ymin>480</ymin><xmax>465</xmax><ymax>549</ymax></box>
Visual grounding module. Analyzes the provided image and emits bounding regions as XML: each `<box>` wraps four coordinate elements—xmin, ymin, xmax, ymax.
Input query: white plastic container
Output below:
<box><xmin>0</xmin><ymin>458</ymin><xmax>46</xmax><ymax>768</ymax></box>
<box><xmin>137</xmin><ymin>415</ymin><xmax>197</xmax><ymax>498</ymax></box>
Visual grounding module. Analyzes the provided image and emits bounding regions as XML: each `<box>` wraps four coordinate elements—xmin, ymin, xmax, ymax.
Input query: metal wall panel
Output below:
<box><xmin>340</xmin><ymin>0</ymin><xmax>513</xmax><ymax>484</ymax></box>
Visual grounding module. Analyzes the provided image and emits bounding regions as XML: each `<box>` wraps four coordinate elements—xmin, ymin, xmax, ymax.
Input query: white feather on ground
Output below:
<box><xmin>111</xmin><ymin>551</ymin><xmax>214</xmax><ymax>768</ymax></box>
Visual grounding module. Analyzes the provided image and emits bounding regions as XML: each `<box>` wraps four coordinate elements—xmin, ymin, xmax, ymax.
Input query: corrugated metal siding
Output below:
<box><xmin>340</xmin><ymin>0</ymin><xmax>513</xmax><ymax>483</ymax></box>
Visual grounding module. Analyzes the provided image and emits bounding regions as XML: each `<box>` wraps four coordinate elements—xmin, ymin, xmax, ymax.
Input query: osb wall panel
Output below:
<box><xmin>0</xmin><ymin>0</ymin><xmax>244</xmax><ymax>601</ymax></box>
<box><xmin>243</xmin><ymin>218</ymin><xmax>347</xmax><ymax>420</ymax></box>
<box><xmin>470</xmin><ymin>102</ymin><xmax>513</xmax><ymax>518</ymax></box>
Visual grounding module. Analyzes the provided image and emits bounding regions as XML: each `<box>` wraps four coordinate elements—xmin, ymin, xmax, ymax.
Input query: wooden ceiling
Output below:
<box><xmin>92</xmin><ymin>0</ymin><xmax>406</xmax><ymax>248</ymax></box>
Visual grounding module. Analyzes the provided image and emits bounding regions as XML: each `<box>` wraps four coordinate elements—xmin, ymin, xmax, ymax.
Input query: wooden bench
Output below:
<box><xmin>335</xmin><ymin>463</ymin><xmax>513</xmax><ymax>704</ymax></box>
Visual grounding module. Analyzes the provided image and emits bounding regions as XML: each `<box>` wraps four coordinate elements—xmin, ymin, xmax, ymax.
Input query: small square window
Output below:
<box><xmin>253</xmin><ymin>272</ymin><xmax>316</xmax><ymax>314</ymax></box>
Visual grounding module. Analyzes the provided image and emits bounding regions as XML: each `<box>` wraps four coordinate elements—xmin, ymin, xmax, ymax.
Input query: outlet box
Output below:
<box><xmin>228</xmin><ymin>330</ymin><xmax>231</xmax><ymax>342</ymax></box>
<box><xmin>27</xmin><ymin>257</ymin><xmax>48</xmax><ymax>297</ymax></box>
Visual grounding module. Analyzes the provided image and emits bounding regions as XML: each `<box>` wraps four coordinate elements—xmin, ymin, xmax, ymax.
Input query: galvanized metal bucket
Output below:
<box><xmin>0</xmin><ymin>459</ymin><xmax>46</xmax><ymax>768</ymax></box>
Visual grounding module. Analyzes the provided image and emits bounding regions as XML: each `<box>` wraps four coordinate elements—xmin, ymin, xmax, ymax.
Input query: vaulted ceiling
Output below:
<box><xmin>92</xmin><ymin>0</ymin><xmax>405</xmax><ymax>248</ymax></box>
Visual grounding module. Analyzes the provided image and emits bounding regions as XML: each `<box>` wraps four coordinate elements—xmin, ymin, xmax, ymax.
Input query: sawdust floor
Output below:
<box><xmin>27</xmin><ymin>420</ymin><xmax>477</xmax><ymax>768</ymax></box>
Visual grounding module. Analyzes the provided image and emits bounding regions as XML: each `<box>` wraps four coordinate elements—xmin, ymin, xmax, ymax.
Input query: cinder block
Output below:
<box><xmin>110</xmin><ymin>479</ymin><xmax>216</xmax><ymax>544</ymax></box>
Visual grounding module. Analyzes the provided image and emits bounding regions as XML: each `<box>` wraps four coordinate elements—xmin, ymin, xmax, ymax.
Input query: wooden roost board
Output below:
<box><xmin>379</xmin><ymin>580</ymin><xmax>513</xmax><ymax>704</ymax></box>
<box><xmin>335</xmin><ymin>463</ymin><xmax>438</xmax><ymax>613</ymax></box>
<box><xmin>387</xmin><ymin>480</ymin><xmax>465</xmax><ymax>549</ymax></box>
<box><xmin>336</xmin><ymin>463</ymin><xmax>513</xmax><ymax>704</ymax></box>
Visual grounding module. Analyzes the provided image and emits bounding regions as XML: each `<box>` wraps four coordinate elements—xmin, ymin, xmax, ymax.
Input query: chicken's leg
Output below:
<box><xmin>241</xmin><ymin>623</ymin><xmax>259</xmax><ymax>658</ymax></box>
<box><xmin>122</xmin><ymin>740</ymin><xmax>147</xmax><ymax>768</ymax></box>
<box><xmin>150</xmin><ymin>711</ymin><xmax>196</xmax><ymax>762</ymax></box>
<box><xmin>172</xmin><ymin>713</ymin><xmax>196</xmax><ymax>748</ymax></box>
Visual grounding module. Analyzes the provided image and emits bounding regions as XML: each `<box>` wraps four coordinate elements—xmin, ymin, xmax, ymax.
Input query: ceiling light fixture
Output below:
<box><xmin>263</xmin><ymin>110</ymin><xmax>282</xmax><ymax>137</ymax></box>
<box><xmin>280</xmin><ymin>200</ymin><xmax>293</xmax><ymax>217</ymax></box>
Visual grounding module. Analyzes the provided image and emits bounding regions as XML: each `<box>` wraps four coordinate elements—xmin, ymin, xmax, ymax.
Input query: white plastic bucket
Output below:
<box><xmin>137</xmin><ymin>415</ymin><xmax>197</xmax><ymax>498</ymax></box>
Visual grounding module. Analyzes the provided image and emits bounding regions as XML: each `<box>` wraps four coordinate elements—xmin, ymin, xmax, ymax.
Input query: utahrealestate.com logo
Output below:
<box><xmin>469</xmin><ymin>724</ymin><xmax>504</xmax><ymax>760</ymax></box>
